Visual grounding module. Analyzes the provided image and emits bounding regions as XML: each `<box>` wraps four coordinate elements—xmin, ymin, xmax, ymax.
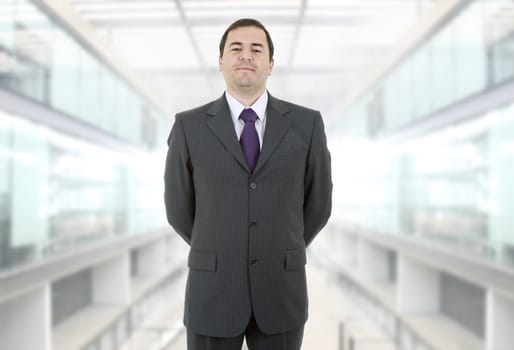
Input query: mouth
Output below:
<box><xmin>235</xmin><ymin>65</ymin><xmax>255</xmax><ymax>72</ymax></box>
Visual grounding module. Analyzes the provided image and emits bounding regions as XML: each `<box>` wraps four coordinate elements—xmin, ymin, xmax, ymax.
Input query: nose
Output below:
<box><xmin>239</xmin><ymin>50</ymin><xmax>254</xmax><ymax>61</ymax></box>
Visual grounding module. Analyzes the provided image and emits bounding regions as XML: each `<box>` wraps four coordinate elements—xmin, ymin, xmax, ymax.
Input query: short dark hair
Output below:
<box><xmin>219</xmin><ymin>18</ymin><xmax>274</xmax><ymax>61</ymax></box>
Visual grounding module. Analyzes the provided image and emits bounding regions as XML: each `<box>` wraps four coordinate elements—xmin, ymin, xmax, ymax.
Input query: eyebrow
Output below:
<box><xmin>229</xmin><ymin>42</ymin><xmax>264</xmax><ymax>48</ymax></box>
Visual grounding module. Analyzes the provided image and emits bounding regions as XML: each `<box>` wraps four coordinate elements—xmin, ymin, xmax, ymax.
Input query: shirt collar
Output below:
<box><xmin>225</xmin><ymin>91</ymin><xmax>268</xmax><ymax>123</ymax></box>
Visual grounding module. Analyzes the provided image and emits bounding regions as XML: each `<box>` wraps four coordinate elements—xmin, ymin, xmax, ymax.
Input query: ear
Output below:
<box><xmin>218</xmin><ymin>56</ymin><xmax>223</xmax><ymax>71</ymax></box>
<box><xmin>268</xmin><ymin>59</ymin><xmax>274</xmax><ymax>75</ymax></box>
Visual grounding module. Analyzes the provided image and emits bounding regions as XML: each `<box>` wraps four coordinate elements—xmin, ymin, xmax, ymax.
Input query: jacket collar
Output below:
<box><xmin>206</xmin><ymin>92</ymin><xmax>291</xmax><ymax>175</ymax></box>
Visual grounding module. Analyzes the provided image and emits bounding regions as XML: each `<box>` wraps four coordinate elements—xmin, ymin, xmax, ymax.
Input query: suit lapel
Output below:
<box><xmin>205</xmin><ymin>93</ymin><xmax>292</xmax><ymax>175</ymax></box>
<box><xmin>206</xmin><ymin>94</ymin><xmax>250</xmax><ymax>173</ymax></box>
<box><xmin>253</xmin><ymin>95</ymin><xmax>291</xmax><ymax>174</ymax></box>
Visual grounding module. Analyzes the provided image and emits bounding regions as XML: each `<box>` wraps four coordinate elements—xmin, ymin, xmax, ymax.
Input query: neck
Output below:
<box><xmin>227</xmin><ymin>87</ymin><xmax>266</xmax><ymax>107</ymax></box>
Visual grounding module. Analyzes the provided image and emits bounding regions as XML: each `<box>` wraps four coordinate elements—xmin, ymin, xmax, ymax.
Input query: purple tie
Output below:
<box><xmin>239</xmin><ymin>108</ymin><xmax>260</xmax><ymax>172</ymax></box>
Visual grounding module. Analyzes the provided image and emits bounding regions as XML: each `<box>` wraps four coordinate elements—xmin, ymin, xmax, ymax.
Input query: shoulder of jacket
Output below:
<box><xmin>271</xmin><ymin>96</ymin><xmax>319</xmax><ymax>117</ymax></box>
<box><xmin>176</xmin><ymin>100</ymin><xmax>217</xmax><ymax>121</ymax></box>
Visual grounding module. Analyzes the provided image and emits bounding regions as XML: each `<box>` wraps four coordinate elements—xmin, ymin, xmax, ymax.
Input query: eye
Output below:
<box><xmin>252</xmin><ymin>49</ymin><xmax>262</xmax><ymax>53</ymax></box>
<box><xmin>231</xmin><ymin>47</ymin><xmax>241</xmax><ymax>52</ymax></box>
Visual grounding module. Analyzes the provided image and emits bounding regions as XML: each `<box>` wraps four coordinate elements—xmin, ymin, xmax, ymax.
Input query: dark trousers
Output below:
<box><xmin>187</xmin><ymin>315</ymin><xmax>304</xmax><ymax>350</ymax></box>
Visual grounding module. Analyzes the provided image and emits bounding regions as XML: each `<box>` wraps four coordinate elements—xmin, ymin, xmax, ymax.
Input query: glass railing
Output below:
<box><xmin>342</xmin><ymin>0</ymin><xmax>514</xmax><ymax>139</ymax></box>
<box><xmin>0</xmin><ymin>0</ymin><xmax>167</xmax><ymax>148</ymax></box>
<box><xmin>0</xmin><ymin>0</ymin><xmax>173</xmax><ymax>273</ymax></box>
<box><xmin>0</xmin><ymin>109</ymin><xmax>168</xmax><ymax>273</ymax></box>
<box><xmin>332</xmin><ymin>101</ymin><xmax>514</xmax><ymax>269</ymax></box>
<box><xmin>332</xmin><ymin>0</ymin><xmax>514</xmax><ymax>271</ymax></box>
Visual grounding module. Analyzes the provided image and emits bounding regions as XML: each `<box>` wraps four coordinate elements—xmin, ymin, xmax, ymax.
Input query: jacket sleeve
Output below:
<box><xmin>303</xmin><ymin>112</ymin><xmax>333</xmax><ymax>246</ymax></box>
<box><xmin>164</xmin><ymin>115</ymin><xmax>195</xmax><ymax>245</ymax></box>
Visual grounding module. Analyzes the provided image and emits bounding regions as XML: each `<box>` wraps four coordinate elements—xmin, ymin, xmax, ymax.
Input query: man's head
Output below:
<box><xmin>219</xmin><ymin>18</ymin><xmax>274</xmax><ymax>62</ymax></box>
<box><xmin>218</xmin><ymin>18</ymin><xmax>274</xmax><ymax>99</ymax></box>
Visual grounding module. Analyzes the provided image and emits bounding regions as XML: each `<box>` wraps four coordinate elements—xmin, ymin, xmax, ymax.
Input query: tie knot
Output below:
<box><xmin>239</xmin><ymin>108</ymin><xmax>258</xmax><ymax>123</ymax></box>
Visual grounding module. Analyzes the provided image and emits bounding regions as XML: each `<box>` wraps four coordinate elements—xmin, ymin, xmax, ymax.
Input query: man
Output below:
<box><xmin>164</xmin><ymin>18</ymin><xmax>332</xmax><ymax>350</ymax></box>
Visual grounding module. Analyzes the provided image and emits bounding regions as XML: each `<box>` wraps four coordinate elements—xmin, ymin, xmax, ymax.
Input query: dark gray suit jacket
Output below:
<box><xmin>164</xmin><ymin>93</ymin><xmax>332</xmax><ymax>337</ymax></box>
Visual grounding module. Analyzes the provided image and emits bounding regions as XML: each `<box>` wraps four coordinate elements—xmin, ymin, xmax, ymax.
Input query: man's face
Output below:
<box><xmin>219</xmin><ymin>26</ymin><xmax>274</xmax><ymax>94</ymax></box>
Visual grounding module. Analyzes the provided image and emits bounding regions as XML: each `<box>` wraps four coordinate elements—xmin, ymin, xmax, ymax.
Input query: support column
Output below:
<box><xmin>486</xmin><ymin>290</ymin><xmax>514</xmax><ymax>350</ymax></box>
<box><xmin>92</xmin><ymin>253</ymin><xmax>130</xmax><ymax>305</ymax></box>
<box><xmin>0</xmin><ymin>285</ymin><xmax>51</xmax><ymax>350</ymax></box>
<box><xmin>397</xmin><ymin>255</ymin><xmax>439</xmax><ymax>313</ymax></box>
<box><xmin>137</xmin><ymin>239</ymin><xmax>166</xmax><ymax>276</ymax></box>
<box><xmin>357</xmin><ymin>239</ymin><xmax>389</xmax><ymax>281</ymax></box>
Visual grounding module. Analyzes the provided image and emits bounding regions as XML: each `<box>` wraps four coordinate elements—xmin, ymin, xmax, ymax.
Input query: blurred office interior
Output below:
<box><xmin>1</xmin><ymin>0</ymin><xmax>514</xmax><ymax>349</ymax></box>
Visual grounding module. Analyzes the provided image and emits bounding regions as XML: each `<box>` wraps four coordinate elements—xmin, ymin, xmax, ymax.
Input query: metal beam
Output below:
<box><xmin>88</xmin><ymin>16</ymin><xmax>368</xmax><ymax>29</ymax></box>
<box><xmin>287</xmin><ymin>0</ymin><xmax>307</xmax><ymax>68</ymax></box>
<box><xmin>0</xmin><ymin>88</ymin><xmax>144</xmax><ymax>154</ymax></box>
<box><xmin>173</xmin><ymin>0</ymin><xmax>215</xmax><ymax>93</ymax></box>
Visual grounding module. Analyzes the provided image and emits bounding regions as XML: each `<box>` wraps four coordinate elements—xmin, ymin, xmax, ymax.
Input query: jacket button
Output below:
<box><xmin>250</xmin><ymin>221</ymin><xmax>257</xmax><ymax>227</ymax></box>
<box><xmin>250</xmin><ymin>182</ymin><xmax>257</xmax><ymax>189</ymax></box>
<box><xmin>250</xmin><ymin>259</ymin><xmax>259</xmax><ymax>266</ymax></box>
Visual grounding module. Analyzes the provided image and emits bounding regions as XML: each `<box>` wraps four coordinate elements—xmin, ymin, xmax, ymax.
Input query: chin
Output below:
<box><xmin>236</xmin><ymin>80</ymin><xmax>256</xmax><ymax>88</ymax></box>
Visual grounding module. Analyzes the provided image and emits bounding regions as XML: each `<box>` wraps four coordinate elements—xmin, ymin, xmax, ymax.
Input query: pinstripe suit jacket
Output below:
<box><xmin>164</xmin><ymin>93</ymin><xmax>332</xmax><ymax>337</ymax></box>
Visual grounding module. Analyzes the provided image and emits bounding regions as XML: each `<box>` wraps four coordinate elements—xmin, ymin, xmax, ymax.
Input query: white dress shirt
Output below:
<box><xmin>225</xmin><ymin>91</ymin><xmax>268</xmax><ymax>150</ymax></box>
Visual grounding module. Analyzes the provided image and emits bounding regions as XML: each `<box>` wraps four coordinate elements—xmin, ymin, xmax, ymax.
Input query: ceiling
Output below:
<box><xmin>67</xmin><ymin>0</ymin><xmax>438</xmax><ymax>121</ymax></box>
